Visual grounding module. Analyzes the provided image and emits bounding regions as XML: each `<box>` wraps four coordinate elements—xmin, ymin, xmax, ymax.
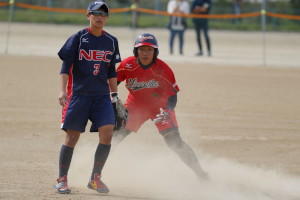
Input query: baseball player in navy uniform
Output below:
<box><xmin>54</xmin><ymin>0</ymin><xmax>121</xmax><ymax>194</ymax></box>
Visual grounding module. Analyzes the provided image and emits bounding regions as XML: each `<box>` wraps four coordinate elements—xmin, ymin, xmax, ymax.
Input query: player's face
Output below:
<box><xmin>88</xmin><ymin>10</ymin><xmax>108</xmax><ymax>29</ymax></box>
<box><xmin>137</xmin><ymin>46</ymin><xmax>155</xmax><ymax>65</ymax></box>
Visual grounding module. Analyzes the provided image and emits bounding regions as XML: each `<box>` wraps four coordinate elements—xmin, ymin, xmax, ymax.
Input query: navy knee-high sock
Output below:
<box><xmin>59</xmin><ymin>145</ymin><xmax>74</xmax><ymax>178</ymax></box>
<box><xmin>91</xmin><ymin>144</ymin><xmax>111</xmax><ymax>179</ymax></box>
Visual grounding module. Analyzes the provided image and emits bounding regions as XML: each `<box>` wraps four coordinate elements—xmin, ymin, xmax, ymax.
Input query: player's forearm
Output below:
<box><xmin>167</xmin><ymin>94</ymin><xmax>177</xmax><ymax>110</ymax></box>
<box><xmin>108</xmin><ymin>77</ymin><xmax>117</xmax><ymax>93</ymax></box>
<box><xmin>193</xmin><ymin>5</ymin><xmax>208</xmax><ymax>13</ymax></box>
<box><xmin>60</xmin><ymin>73</ymin><xmax>69</xmax><ymax>93</ymax></box>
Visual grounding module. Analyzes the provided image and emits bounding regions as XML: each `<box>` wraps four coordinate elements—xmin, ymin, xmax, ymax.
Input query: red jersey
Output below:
<box><xmin>117</xmin><ymin>56</ymin><xmax>179</xmax><ymax>109</ymax></box>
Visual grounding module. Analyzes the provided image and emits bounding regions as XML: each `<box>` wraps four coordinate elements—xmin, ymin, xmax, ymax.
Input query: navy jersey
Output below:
<box><xmin>191</xmin><ymin>0</ymin><xmax>211</xmax><ymax>14</ymax></box>
<box><xmin>58</xmin><ymin>28</ymin><xmax>121</xmax><ymax>96</ymax></box>
<box><xmin>191</xmin><ymin>0</ymin><xmax>211</xmax><ymax>24</ymax></box>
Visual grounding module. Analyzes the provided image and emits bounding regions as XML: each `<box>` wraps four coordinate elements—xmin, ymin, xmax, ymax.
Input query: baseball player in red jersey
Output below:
<box><xmin>114</xmin><ymin>33</ymin><xmax>208</xmax><ymax>180</ymax></box>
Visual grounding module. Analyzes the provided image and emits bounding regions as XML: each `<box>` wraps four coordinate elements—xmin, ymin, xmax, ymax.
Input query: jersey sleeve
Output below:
<box><xmin>58</xmin><ymin>33</ymin><xmax>79</xmax><ymax>74</ymax></box>
<box><xmin>107</xmin><ymin>63</ymin><xmax>116</xmax><ymax>79</ymax></box>
<box><xmin>110</xmin><ymin>38</ymin><xmax>121</xmax><ymax>66</ymax></box>
<box><xmin>58</xmin><ymin>33</ymin><xmax>79</xmax><ymax>62</ymax></box>
<box><xmin>163</xmin><ymin>63</ymin><xmax>180</xmax><ymax>92</ymax></box>
<box><xmin>116</xmin><ymin>61</ymin><xmax>126</xmax><ymax>83</ymax></box>
<box><xmin>60</xmin><ymin>60</ymin><xmax>72</xmax><ymax>74</ymax></box>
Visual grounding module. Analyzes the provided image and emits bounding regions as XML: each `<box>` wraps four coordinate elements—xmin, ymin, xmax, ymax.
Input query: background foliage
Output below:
<box><xmin>0</xmin><ymin>0</ymin><xmax>299</xmax><ymax>31</ymax></box>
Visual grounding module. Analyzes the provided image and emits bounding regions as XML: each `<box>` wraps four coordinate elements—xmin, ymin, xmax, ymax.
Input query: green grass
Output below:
<box><xmin>0</xmin><ymin>8</ymin><xmax>299</xmax><ymax>32</ymax></box>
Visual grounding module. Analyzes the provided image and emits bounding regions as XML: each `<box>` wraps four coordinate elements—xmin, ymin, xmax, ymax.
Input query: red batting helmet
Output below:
<box><xmin>133</xmin><ymin>33</ymin><xmax>159</xmax><ymax>57</ymax></box>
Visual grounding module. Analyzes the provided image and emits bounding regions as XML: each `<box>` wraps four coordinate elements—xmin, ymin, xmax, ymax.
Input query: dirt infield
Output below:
<box><xmin>1</xmin><ymin>23</ymin><xmax>300</xmax><ymax>200</ymax></box>
<box><xmin>1</xmin><ymin>22</ymin><xmax>300</xmax><ymax>67</ymax></box>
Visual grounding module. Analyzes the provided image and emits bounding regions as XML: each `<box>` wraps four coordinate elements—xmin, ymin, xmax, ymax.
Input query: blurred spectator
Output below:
<box><xmin>131</xmin><ymin>0</ymin><xmax>140</xmax><ymax>28</ymax></box>
<box><xmin>191</xmin><ymin>0</ymin><xmax>212</xmax><ymax>56</ymax></box>
<box><xmin>291</xmin><ymin>0</ymin><xmax>300</xmax><ymax>24</ymax></box>
<box><xmin>167</xmin><ymin>0</ymin><xmax>190</xmax><ymax>55</ymax></box>
<box><xmin>232</xmin><ymin>0</ymin><xmax>242</xmax><ymax>24</ymax></box>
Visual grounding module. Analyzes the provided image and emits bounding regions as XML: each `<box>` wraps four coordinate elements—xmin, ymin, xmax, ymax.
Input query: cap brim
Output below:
<box><xmin>134</xmin><ymin>42</ymin><xmax>158</xmax><ymax>48</ymax></box>
<box><xmin>88</xmin><ymin>2</ymin><xmax>109</xmax><ymax>13</ymax></box>
<box><xmin>91</xmin><ymin>3</ymin><xmax>104</xmax><ymax>10</ymax></box>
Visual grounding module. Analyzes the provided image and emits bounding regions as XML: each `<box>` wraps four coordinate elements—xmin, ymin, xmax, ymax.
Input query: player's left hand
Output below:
<box><xmin>58</xmin><ymin>92</ymin><xmax>67</xmax><ymax>107</ymax></box>
<box><xmin>111</xmin><ymin>92</ymin><xmax>128</xmax><ymax>130</ymax></box>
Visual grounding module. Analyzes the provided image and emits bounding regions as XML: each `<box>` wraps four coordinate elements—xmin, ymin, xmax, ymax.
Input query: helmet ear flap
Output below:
<box><xmin>153</xmin><ymin>49</ymin><xmax>159</xmax><ymax>60</ymax></box>
<box><xmin>155</xmin><ymin>49</ymin><xmax>159</xmax><ymax>57</ymax></box>
<box><xmin>133</xmin><ymin>48</ymin><xmax>138</xmax><ymax>57</ymax></box>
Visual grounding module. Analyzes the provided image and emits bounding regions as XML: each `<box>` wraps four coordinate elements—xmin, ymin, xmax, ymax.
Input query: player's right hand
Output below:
<box><xmin>153</xmin><ymin>108</ymin><xmax>169</xmax><ymax>124</ymax></box>
<box><xmin>58</xmin><ymin>92</ymin><xmax>67</xmax><ymax>107</ymax></box>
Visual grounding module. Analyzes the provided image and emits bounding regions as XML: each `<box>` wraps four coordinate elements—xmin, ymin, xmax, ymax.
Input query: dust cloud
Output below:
<box><xmin>69</xmin><ymin>128</ymin><xmax>300</xmax><ymax>200</ymax></box>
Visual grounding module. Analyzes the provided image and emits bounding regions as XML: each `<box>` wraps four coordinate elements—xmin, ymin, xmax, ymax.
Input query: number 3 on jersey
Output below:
<box><xmin>93</xmin><ymin>64</ymin><xmax>100</xmax><ymax>76</ymax></box>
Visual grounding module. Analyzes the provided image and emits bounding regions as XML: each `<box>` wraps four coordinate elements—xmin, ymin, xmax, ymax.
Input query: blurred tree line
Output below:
<box><xmin>3</xmin><ymin>0</ymin><xmax>299</xmax><ymax>30</ymax></box>
<box><xmin>291</xmin><ymin>0</ymin><xmax>300</xmax><ymax>14</ymax></box>
<box><xmin>13</xmin><ymin>0</ymin><xmax>300</xmax><ymax>14</ymax></box>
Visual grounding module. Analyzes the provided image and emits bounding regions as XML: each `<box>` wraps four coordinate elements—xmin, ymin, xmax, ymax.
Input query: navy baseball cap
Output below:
<box><xmin>87</xmin><ymin>1</ymin><xmax>109</xmax><ymax>15</ymax></box>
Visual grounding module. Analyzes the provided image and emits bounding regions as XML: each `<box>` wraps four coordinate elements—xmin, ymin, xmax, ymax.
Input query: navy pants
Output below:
<box><xmin>169</xmin><ymin>30</ymin><xmax>185</xmax><ymax>55</ymax></box>
<box><xmin>194</xmin><ymin>20</ymin><xmax>211</xmax><ymax>55</ymax></box>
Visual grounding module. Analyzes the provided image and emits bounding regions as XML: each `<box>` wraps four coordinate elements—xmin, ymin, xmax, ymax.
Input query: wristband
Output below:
<box><xmin>110</xmin><ymin>92</ymin><xmax>118</xmax><ymax>103</ymax></box>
